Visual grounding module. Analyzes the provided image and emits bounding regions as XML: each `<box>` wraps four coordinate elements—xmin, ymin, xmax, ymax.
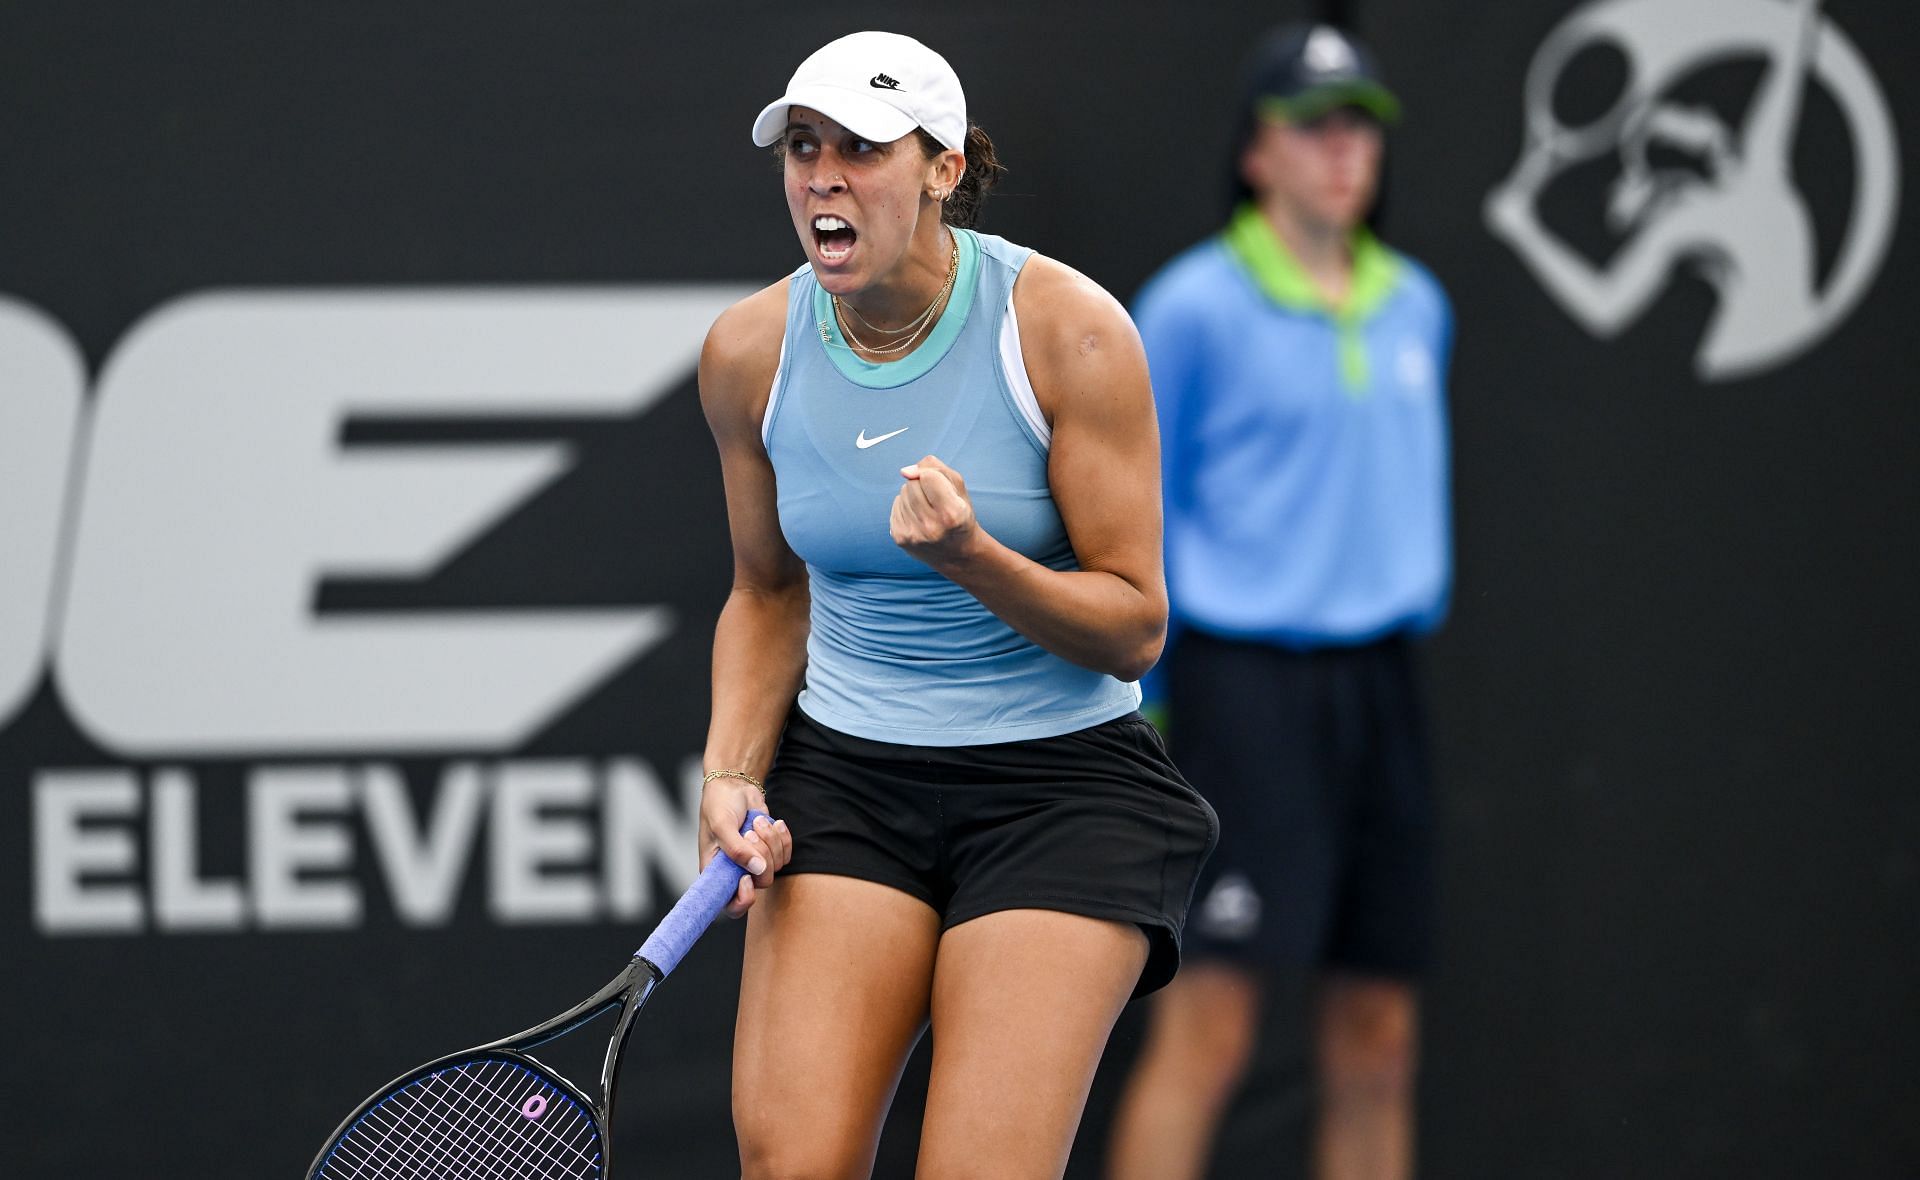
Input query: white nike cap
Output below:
<box><xmin>750</xmin><ymin>31</ymin><xmax>968</xmax><ymax>152</ymax></box>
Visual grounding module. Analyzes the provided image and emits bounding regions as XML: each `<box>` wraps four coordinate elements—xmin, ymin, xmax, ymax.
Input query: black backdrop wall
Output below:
<box><xmin>2</xmin><ymin>2</ymin><xmax>1914</xmax><ymax>1176</ymax></box>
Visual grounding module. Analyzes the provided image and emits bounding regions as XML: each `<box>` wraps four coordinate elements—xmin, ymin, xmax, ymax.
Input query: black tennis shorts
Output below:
<box><xmin>764</xmin><ymin>706</ymin><xmax>1218</xmax><ymax>997</ymax></box>
<box><xmin>1170</xmin><ymin>629</ymin><xmax>1436</xmax><ymax>978</ymax></box>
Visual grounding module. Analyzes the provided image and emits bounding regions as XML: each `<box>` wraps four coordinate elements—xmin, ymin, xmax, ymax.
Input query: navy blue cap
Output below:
<box><xmin>1243</xmin><ymin>23</ymin><xmax>1400</xmax><ymax>124</ymax></box>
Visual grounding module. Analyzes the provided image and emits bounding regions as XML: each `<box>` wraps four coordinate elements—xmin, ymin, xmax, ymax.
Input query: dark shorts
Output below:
<box><xmin>1169</xmin><ymin>629</ymin><xmax>1435</xmax><ymax>978</ymax></box>
<box><xmin>764</xmin><ymin>706</ymin><xmax>1219</xmax><ymax>997</ymax></box>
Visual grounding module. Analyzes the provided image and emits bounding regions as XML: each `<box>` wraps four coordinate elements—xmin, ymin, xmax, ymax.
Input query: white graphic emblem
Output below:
<box><xmin>1304</xmin><ymin>26</ymin><xmax>1360</xmax><ymax>76</ymax></box>
<box><xmin>0</xmin><ymin>298</ymin><xmax>87</xmax><ymax>728</ymax></box>
<box><xmin>1484</xmin><ymin>0</ymin><xmax>1900</xmax><ymax>381</ymax></box>
<box><xmin>1197</xmin><ymin>872</ymin><xmax>1262</xmax><ymax>942</ymax></box>
<box><xmin>1396</xmin><ymin>339</ymin><xmax>1436</xmax><ymax>396</ymax></box>
<box><xmin>856</xmin><ymin>426</ymin><xmax>910</xmax><ymax>449</ymax></box>
<box><xmin>48</xmin><ymin>286</ymin><xmax>749</xmax><ymax>755</ymax></box>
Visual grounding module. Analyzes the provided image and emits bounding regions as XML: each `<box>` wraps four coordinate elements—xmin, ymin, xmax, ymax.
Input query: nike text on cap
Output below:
<box><xmin>751</xmin><ymin>30</ymin><xmax>968</xmax><ymax>151</ymax></box>
<box><xmin>1245</xmin><ymin>23</ymin><xmax>1400</xmax><ymax>124</ymax></box>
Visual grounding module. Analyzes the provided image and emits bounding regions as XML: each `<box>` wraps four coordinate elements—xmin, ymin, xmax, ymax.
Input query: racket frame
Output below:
<box><xmin>307</xmin><ymin>810</ymin><xmax>763</xmax><ymax>1180</ymax></box>
<box><xmin>306</xmin><ymin>954</ymin><xmax>665</xmax><ymax>1179</ymax></box>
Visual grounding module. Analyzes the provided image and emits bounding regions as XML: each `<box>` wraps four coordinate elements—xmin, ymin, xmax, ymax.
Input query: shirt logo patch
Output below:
<box><xmin>1397</xmin><ymin>340</ymin><xmax>1436</xmax><ymax>395</ymax></box>
<box><xmin>1196</xmin><ymin>872</ymin><xmax>1262</xmax><ymax>942</ymax></box>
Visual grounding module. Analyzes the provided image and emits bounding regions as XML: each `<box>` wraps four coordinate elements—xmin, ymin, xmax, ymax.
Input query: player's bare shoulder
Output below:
<box><xmin>699</xmin><ymin>277</ymin><xmax>792</xmax><ymax>436</ymax></box>
<box><xmin>1010</xmin><ymin>254</ymin><xmax>1149</xmax><ymax>418</ymax></box>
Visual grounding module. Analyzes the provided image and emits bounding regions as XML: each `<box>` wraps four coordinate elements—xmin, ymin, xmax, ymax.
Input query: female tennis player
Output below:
<box><xmin>696</xmin><ymin>30</ymin><xmax>1216</xmax><ymax>1180</ymax></box>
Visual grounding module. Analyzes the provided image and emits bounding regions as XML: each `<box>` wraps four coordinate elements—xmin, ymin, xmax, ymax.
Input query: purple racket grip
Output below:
<box><xmin>636</xmin><ymin>809</ymin><xmax>770</xmax><ymax>978</ymax></box>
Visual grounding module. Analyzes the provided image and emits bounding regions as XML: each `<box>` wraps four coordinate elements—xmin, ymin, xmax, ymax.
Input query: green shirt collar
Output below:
<box><xmin>1222</xmin><ymin>202</ymin><xmax>1397</xmax><ymax>324</ymax></box>
<box><xmin>1222</xmin><ymin>203</ymin><xmax>1402</xmax><ymax>395</ymax></box>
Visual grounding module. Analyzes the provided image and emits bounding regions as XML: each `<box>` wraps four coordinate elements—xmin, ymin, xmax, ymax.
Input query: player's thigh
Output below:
<box><xmin>735</xmin><ymin>873</ymin><xmax>941</xmax><ymax>1180</ymax></box>
<box><xmin>916</xmin><ymin>908</ymin><xmax>1149</xmax><ymax>1180</ymax></box>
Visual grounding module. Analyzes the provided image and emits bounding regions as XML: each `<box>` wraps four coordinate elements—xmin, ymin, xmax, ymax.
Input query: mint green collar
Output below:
<box><xmin>1222</xmin><ymin>203</ymin><xmax>1401</xmax><ymax>394</ymax></box>
<box><xmin>812</xmin><ymin>227</ymin><xmax>981</xmax><ymax>390</ymax></box>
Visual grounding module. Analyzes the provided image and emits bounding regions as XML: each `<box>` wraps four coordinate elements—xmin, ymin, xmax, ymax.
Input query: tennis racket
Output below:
<box><xmin>305</xmin><ymin>811</ymin><xmax>769</xmax><ymax>1179</ymax></box>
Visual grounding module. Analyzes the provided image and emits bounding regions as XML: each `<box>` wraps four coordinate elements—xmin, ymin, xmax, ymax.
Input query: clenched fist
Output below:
<box><xmin>891</xmin><ymin>454</ymin><xmax>978</xmax><ymax>567</ymax></box>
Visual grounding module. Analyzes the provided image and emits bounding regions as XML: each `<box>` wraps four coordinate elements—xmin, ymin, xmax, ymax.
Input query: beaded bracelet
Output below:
<box><xmin>701</xmin><ymin>768</ymin><xmax>764</xmax><ymax>790</ymax></box>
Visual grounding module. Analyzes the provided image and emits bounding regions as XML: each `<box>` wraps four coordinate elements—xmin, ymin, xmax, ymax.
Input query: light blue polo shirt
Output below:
<box><xmin>1136</xmin><ymin>204</ymin><xmax>1454</xmax><ymax>650</ymax></box>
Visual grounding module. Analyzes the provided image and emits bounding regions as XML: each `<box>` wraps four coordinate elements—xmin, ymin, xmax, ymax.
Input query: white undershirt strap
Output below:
<box><xmin>999</xmin><ymin>287</ymin><xmax>1051</xmax><ymax>449</ymax></box>
<box><xmin>759</xmin><ymin>330</ymin><xmax>790</xmax><ymax>450</ymax></box>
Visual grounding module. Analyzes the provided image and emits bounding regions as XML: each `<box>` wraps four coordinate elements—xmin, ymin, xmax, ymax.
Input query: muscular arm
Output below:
<box><xmin>698</xmin><ymin>281</ymin><xmax>808</xmax><ymax>888</ymax></box>
<box><xmin>891</xmin><ymin>256</ymin><xmax>1167</xmax><ymax>682</ymax></box>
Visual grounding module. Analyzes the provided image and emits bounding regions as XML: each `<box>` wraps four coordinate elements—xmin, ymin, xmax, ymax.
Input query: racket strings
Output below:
<box><xmin>319</xmin><ymin>1057</ymin><xmax>602</xmax><ymax>1179</ymax></box>
<box><xmin>336</xmin><ymin>1060</ymin><xmax>596</xmax><ymax>1180</ymax></box>
<box><xmin>355</xmin><ymin>1074</ymin><xmax>573</xmax><ymax>1180</ymax></box>
<box><xmin>327</xmin><ymin>1060</ymin><xmax>595</xmax><ymax>1180</ymax></box>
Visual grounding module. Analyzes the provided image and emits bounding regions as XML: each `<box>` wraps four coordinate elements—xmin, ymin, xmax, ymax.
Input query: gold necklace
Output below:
<box><xmin>819</xmin><ymin>233</ymin><xmax>960</xmax><ymax>357</ymax></box>
<box><xmin>837</xmin><ymin>282</ymin><xmax>947</xmax><ymax>355</ymax></box>
<box><xmin>839</xmin><ymin>284</ymin><xmax>940</xmax><ymax>336</ymax></box>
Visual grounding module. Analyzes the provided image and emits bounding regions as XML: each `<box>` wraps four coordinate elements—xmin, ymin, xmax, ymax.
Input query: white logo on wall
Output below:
<box><xmin>3</xmin><ymin>286</ymin><xmax>753</xmax><ymax>935</ymax></box>
<box><xmin>15</xmin><ymin>288</ymin><xmax>746</xmax><ymax>754</ymax></box>
<box><xmin>0</xmin><ymin>298</ymin><xmax>85</xmax><ymax>730</ymax></box>
<box><xmin>1485</xmin><ymin>0</ymin><xmax>1900</xmax><ymax>381</ymax></box>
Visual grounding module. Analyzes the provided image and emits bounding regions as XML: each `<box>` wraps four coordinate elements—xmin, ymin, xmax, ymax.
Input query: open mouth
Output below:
<box><xmin>812</xmin><ymin>214</ymin><xmax>858</xmax><ymax>264</ymax></box>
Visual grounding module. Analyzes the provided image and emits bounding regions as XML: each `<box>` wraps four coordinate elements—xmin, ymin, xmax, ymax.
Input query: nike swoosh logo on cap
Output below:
<box><xmin>870</xmin><ymin>73</ymin><xmax>904</xmax><ymax>91</ymax></box>
<box><xmin>856</xmin><ymin>427</ymin><xmax>909</xmax><ymax>449</ymax></box>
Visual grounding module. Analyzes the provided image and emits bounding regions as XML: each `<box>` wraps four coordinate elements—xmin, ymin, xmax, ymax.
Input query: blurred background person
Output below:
<box><xmin>1107</xmin><ymin>22</ymin><xmax>1453</xmax><ymax>1180</ymax></box>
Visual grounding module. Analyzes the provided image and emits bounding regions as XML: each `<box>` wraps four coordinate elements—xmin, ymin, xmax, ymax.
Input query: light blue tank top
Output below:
<box><xmin>764</xmin><ymin>228</ymin><xmax>1142</xmax><ymax>746</ymax></box>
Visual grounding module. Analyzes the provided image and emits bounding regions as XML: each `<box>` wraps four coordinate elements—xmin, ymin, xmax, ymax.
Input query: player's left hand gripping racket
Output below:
<box><xmin>306</xmin><ymin>812</ymin><xmax>769</xmax><ymax>1179</ymax></box>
